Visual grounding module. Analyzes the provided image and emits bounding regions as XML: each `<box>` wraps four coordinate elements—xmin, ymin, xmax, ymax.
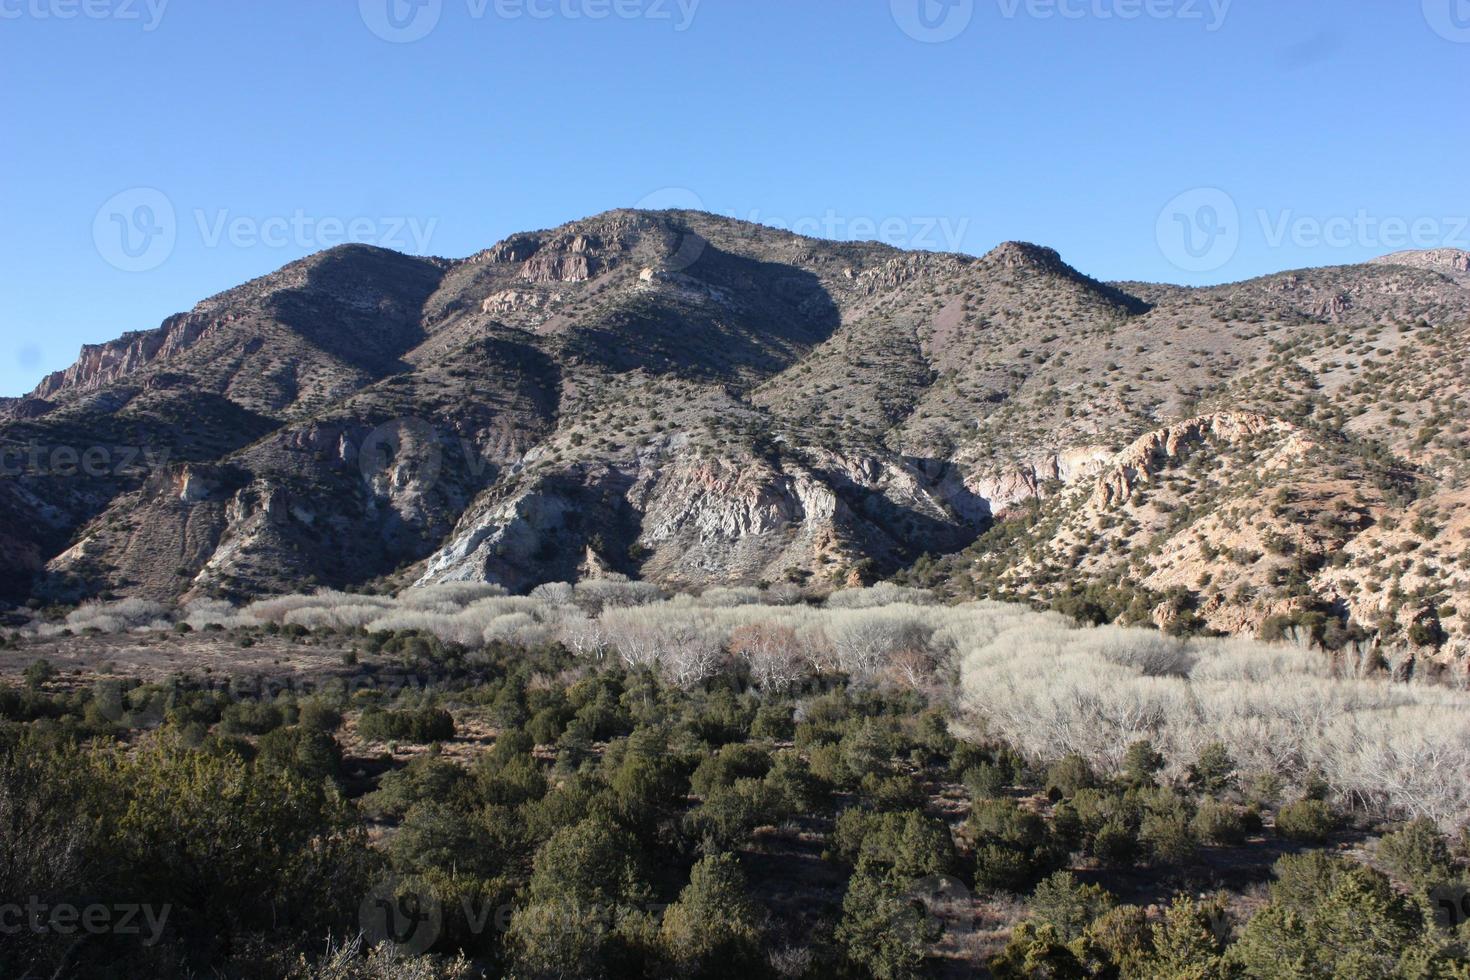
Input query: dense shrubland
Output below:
<box><xmin>4</xmin><ymin>584</ymin><xmax>1469</xmax><ymax>977</ymax></box>
<box><xmin>36</xmin><ymin>581</ymin><xmax>1470</xmax><ymax>831</ymax></box>
<box><xmin>961</xmin><ymin>623</ymin><xmax>1470</xmax><ymax>831</ymax></box>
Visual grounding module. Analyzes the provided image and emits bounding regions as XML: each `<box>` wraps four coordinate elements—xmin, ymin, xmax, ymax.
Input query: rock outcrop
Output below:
<box><xmin>1089</xmin><ymin>413</ymin><xmax>1303</xmax><ymax>510</ymax></box>
<box><xmin>966</xmin><ymin>447</ymin><xmax>1114</xmax><ymax>516</ymax></box>
<box><xmin>1371</xmin><ymin>247</ymin><xmax>1470</xmax><ymax>275</ymax></box>
<box><xmin>31</xmin><ymin>314</ymin><xmax>211</xmax><ymax>399</ymax></box>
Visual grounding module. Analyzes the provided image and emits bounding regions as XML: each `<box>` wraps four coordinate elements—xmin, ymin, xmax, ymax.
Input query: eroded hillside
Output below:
<box><xmin>4</xmin><ymin>210</ymin><xmax>1468</xmax><ymax>669</ymax></box>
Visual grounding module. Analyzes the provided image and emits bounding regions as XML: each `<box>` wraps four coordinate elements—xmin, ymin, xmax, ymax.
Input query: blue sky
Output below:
<box><xmin>1</xmin><ymin>0</ymin><xmax>1466</xmax><ymax>396</ymax></box>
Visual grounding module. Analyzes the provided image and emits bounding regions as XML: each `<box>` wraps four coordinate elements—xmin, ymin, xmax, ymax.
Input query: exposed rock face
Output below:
<box><xmin>32</xmin><ymin>314</ymin><xmax>211</xmax><ymax>398</ymax></box>
<box><xmin>481</xmin><ymin>235</ymin><xmax>542</xmax><ymax>265</ymax></box>
<box><xmin>983</xmin><ymin>241</ymin><xmax>1068</xmax><ymax>273</ymax></box>
<box><xmin>1313</xmin><ymin>292</ymin><xmax>1354</xmax><ymax>321</ymax></box>
<box><xmin>3</xmin><ymin>214</ymin><xmax>1467</xmax><ymax>667</ymax></box>
<box><xmin>966</xmin><ymin>447</ymin><xmax>1114</xmax><ymax>516</ymax></box>
<box><xmin>416</xmin><ymin>438</ymin><xmax>982</xmax><ymax>594</ymax></box>
<box><xmin>24</xmin><ymin>245</ymin><xmax>446</xmax><ymax>416</ymax></box>
<box><xmin>482</xmin><ymin>290</ymin><xmax>561</xmax><ymax>315</ymax></box>
<box><xmin>523</xmin><ymin>252</ymin><xmax>592</xmax><ymax>283</ymax></box>
<box><xmin>520</xmin><ymin>233</ymin><xmax>605</xmax><ymax>283</ymax></box>
<box><xmin>1372</xmin><ymin>248</ymin><xmax>1470</xmax><ymax>275</ymax></box>
<box><xmin>1089</xmin><ymin>413</ymin><xmax>1302</xmax><ymax>509</ymax></box>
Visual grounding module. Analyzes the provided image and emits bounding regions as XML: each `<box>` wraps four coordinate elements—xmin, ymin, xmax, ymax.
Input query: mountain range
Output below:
<box><xmin>4</xmin><ymin>210</ymin><xmax>1468</xmax><ymax>667</ymax></box>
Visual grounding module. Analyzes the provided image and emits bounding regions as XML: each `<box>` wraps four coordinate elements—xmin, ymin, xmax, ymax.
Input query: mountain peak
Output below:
<box><xmin>981</xmin><ymin>241</ymin><xmax>1067</xmax><ymax>272</ymax></box>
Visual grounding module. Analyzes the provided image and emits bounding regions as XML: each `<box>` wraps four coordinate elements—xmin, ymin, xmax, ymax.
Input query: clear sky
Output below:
<box><xmin>1</xmin><ymin>0</ymin><xmax>1466</xmax><ymax>396</ymax></box>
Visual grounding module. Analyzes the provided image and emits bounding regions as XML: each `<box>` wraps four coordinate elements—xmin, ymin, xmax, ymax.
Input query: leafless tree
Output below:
<box><xmin>830</xmin><ymin>613</ymin><xmax>931</xmax><ymax>680</ymax></box>
<box><xmin>730</xmin><ymin>622</ymin><xmax>808</xmax><ymax>693</ymax></box>
<box><xmin>886</xmin><ymin>646</ymin><xmax>937</xmax><ymax>691</ymax></box>
<box><xmin>663</xmin><ymin>625</ymin><xmax>726</xmax><ymax>689</ymax></box>
<box><xmin>558</xmin><ymin>616</ymin><xmax>608</xmax><ymax>661</ymax></box>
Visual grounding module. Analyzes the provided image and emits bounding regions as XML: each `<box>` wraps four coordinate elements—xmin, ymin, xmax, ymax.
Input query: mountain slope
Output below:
<box><xmin>4</xmin><ymin>214</ymin><xmax>1467</xmax><ymax>668</ymax></box>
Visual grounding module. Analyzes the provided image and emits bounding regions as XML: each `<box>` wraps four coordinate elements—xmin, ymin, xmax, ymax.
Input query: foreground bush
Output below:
<box><xmin>359</xmin><ymin>707</ymin><xmax>456</xmax><ymax>744</ymax></box>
